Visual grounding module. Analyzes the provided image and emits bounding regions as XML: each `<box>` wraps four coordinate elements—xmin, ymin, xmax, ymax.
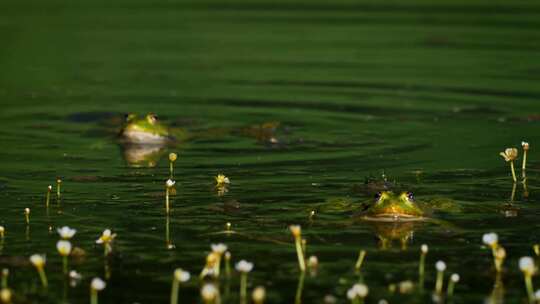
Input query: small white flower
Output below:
<box><xmin>450</xmin><ymin>273</ymin><xmax>460</xmax><ymax>283</ymax></box>
<box><xmin>29</xmin><ymin>254</ymin><xmax>46</xmax><ymax>268</ymax></box>
<box><xmin>166</xmin><ymin>179</ymin><xmax>176</xmax><ymax>188</ymax></box>
<box><xmin>435</xmin><ymin>261</ymin><xmax>446</xmax><ymax>272</ymax></box>
<box><xmin>308</xmin><ymin>255</ymin><xmax>319</xmax><ymax>268</ymax></box>
<box><xmin>96</xmin><ymin>229</ymin><xmax>116</xmax><ymax>244</ymax></box>
<box><xmin>48</xmin><ymin>185</ymin><xmax>52</xmax><ymax>191</ymax></box>
<box><xmin>174</xmin><ymin>268</ymin><xmax>190</xmax><ymax>282</ymax></box>
<box><xmin>353</xmin><ymin>283</ymin><xmax>369</xmax><ymax>298</ymax></box>
<box><xmin>421</xmin><ymin>244</ymin><xmax>428</xmax><ymax>254</ymax></box>
<box><xmin>0</xmin><ymin>226</ymin><xmax>4</xmax><ymax>234</ymax></box>
<box><xmin>24</xmin><ymin>208</ymin><xmax>30</xmax><ymax>215</ymax></box>
<box><xmin>535</xmin><ymin>289</ymin><xmax>540</xmax><ymax>300</ymax></box>
<box><xmin>56</xmin><ymin>240</ymin><xmax>72</xmax><ymax>257</ymax></box>
<box><xmin>235</xmin><ymin>260</ymin><xmax>254</xmax><ymax>273</ymax></box>
<box><xmin>482</xmin><ymin>233</ymin><xmax>498</xmax><ymax>247</ymax></box>
<box><xmin>91</xmin><ymin>278</ymin><xmax>106</xmax><ymax>291</ymax></box>
<box><xmin>211</xmin><ymin>243</ymin><xmax>227</xmax><ymax>254</ymax></box>
<box><xmin>522</xmin><ymin>141</ymin><xmax>530</xmax><ymax>150</ymax></box>
<box><xmin>346</xmin><ymin>288</ymin><xmax>357</xmax><ymax>300</ymax></box>
<box><xmin>519</xmin><ymin>256</ymin><xmax>536</xmax><ymax>275</ymax></box>
<box><xmin>57</xmin><ymin>226</ymin><xmax>77</xmax><ymax>239</ymax></box>
<box><xmin>69</xmin><ymin>270</ymin><xmax>82</xmax><ymax>280</ymax></box>
<box><xmin>200</xmin><ymin>284</ymin><xmax>218</xmax><ymax>301</ymax></box>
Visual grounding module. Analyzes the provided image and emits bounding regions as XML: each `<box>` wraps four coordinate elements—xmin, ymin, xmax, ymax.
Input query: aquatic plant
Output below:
<box><xmin>57</xmin><ymin>226</ymin><xmax>76</xmax><ymax>240</ymax></box>
<box><xmin>499</xmin><ymin>148</ymin><xmax>518</xmax><ymax>182</ymax></box>
<box><xmin>522</xmin><ymin>142</ymin><xmax>529</xmax><ymax>179</ymax></box>
<box><xmin>56</xmin><ymin>178</ymin><xmax>62</xmax><ymax>199</ymax></box>
<box><xmin>45</xmin><ymin>185</ymin><xmax>52</xmax><ymax>207</ymax></box>
<box><xmin>435</xmin><ymin>260</ymin><xmax>446</xmax><ymax>294</ymax></box>
<box><xmin>90</xmin><ymin>277</ymin><xmax>106</xmax><ymax>304</ymax></box>
<box><xmin>519</xmin><ymin>256</ymin><xmax>536</xmax><ymax>302</ymax></box>
<box><xmin>200</xmin><ymin>252</ymin><xmax>219</xmax><ymax>278</ymax></box>
<box><xmin>0</xmin><ymin>288</ymin><xmax>11</xmax><ymax>304</ymax></box>
<box><xmin>0</xmin><ymin>226</ymin><xmax>4</xmax><ymax>239</ymax></box>
<box><xmin>96</xmin><ymin>229</ymin><xmax>116</xmax><ymax>256</ymax></box>
<box><xmin>355</xmin><ymin>250</ymin><xmax>366</xmax><ymax>272</ymax></box>
<box><xmin>69</xmin><ymin>270</ymin><xmax>82</xmax><ymax>287</ymax></box>
<box><xmin>169</xmin><ymin>152</ymin><xmax>178</xmax><ymax>179</ymax></box>
<box><xmin>170</xmin><ymin>268</ymin><xmax>190</xmax><ymax>304</ymax></box>
<box><xmin>1</xmin><ymin>269</ymin><xmax>8</xmax><ymax>289</ymax></box>
<box><xmin>210</xmin><ymin>243</ymin><xmax>227</xmax><ymax>277</ymax></box>
<box><xmin>346</xmin><ymin>283</ymin><xmax>368</xmax><ymax>304</ymax></box>
<box><xmin>418</xmin><ymin>244</ymin><xmax>428</xmax><ymax>289</ymax></box>
<box><xmin>482</xmin><ymin>232</ymin><xmax>505</xmax><ymax>272</ymax></box>
<box><xmin>215</xmin><ymin>174</ymin><xmax>230</xmax><ymax>187</ymax></box>
<box><xmin>236</xmin><ymin>260</ymin><xmax>253</xmax><ymax>304</ymax></box>
<box><xmin>165</xmin><ymin>179</ymin><xmax>175</xmax><ymax>213</ymax></box>
<box><xmin>252</xmin><ymin>286</ymin><xmax>266</xmax><ymax>304</ymax></box>
<box><xmin>29</xmin><ymin>254</ymin><xmax>48</xmax><ymax>287</ymax></box>
<box><xmin>224</xmin><ymin>251</ymin><xmax>232</xmax><ymax>277</ymax></box>
<box><xmin>56</xmin><ymin>240</ymin><xmax>72</xmax><ymax>274</ymax></box>
<box><xmin>24</xmin><ymin>208</ymin><xmax>30</xmax><ymax>225</ymax></box>
<box><xmin>200</xmin><ymin>284</ymin><xmax>218</xmax><ymax>304</ymax></box>
<box><xmin>289</xmin><ymin>225</ymin><xmax>306</xmax><ymax>272</ymax></box>
<box><xmin>447</xmin><ymin>273</ymin><xmax>460</xmax><ymax>297</ymax></box>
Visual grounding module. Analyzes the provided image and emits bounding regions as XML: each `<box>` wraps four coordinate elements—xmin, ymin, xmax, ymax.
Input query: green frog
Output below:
<box><xmin>120</xmin><ymin>113</ymin><xmax>174</xmax><ymax>144</ymax></box>
<box><xmin>360</xmin><ymin>191</ymin><xmax>425</xmax><ymax>222</ymax></box>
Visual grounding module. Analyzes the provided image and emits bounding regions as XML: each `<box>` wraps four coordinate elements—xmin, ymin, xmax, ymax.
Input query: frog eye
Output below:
<box><xmin>125</xmin><ymin>113</ymin><xmax>136</xmax><ymax>122</ymax></box>
<box><xmin>374</xmin><ymin>192</ymin><xmax>382</xmax><ymax>201</ymax></box>
<box><xmin>406</xmin><ymin>192</ymin><xmax>414</xmax><ymax>201</ymax></box>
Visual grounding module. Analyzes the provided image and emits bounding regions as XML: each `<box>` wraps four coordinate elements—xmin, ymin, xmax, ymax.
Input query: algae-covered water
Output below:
<box><xmin>1</xmin><ymin>0</ymin><xmax>540</xmax><ymax>303</ymax></box>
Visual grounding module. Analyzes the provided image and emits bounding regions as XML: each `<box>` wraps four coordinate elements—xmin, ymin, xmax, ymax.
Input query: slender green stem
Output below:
<box><xmin>418</xmin><ymin>254</ymin><xmax>426</xmax><ymax>289</ymax></box>
<box><xmin>355</xmin><ymin>250</ymin><xmax>366</xmax><ymax>272</ymax></box>
<box><xmin>225</xmin><ymin>258</ymin><xmax>231</xmax><ymax>278</ymax></box>
<box><xmin>37</xmin><ymin>268</ymin><xmax>48</xmax><ymax>288</ymax></box>
<box><xmin>166</xmin><ymin>188</ymin><xmax>170</xmax><ymax>213</ymax></box>
<box><xmin>91</xmin><ymin>290</ymin><xmax>98</xmax><ymax>304</ymax></box>
<box><xmin>510</xmin><ymin>161</ymin><xmax>517</xmax><ymax>183</ymax></box>
<box><xmin>215</xmin><ymin>257</ymin><xmax>221</xmax><ymax>277</ymax></box>
<box><xmin>522</xmin><ymin>151</ymin><xmax>527</xmax><ymax>179</ymax></box>
<box><xmin>294</xmin><ymin>271</ymin><xmax>305</xmax><ymax>304</ymax></box>
<box><xmin>447</xmin><ymin>281</ymin><xmax>456</xmax><ymax>297</ymax></box>
<box><xmin>435</xmin><ymin>271</ymin><xmax>444</xmax><ymax>294</ymax></box>
<box><xmin>240</xmin><ymin>273</ymin><xmax>247</xmax><ymax>304</ymax></box>
<box><xmin>170</xmin><ymin>162</ymin><xmax>174</xmax><ymax>179</ymax></box>
<box><xmin>295</xmin><ymin>238</ymin><xmax>306</xmax><ymax>272</ymax></box>
<box><xmin>45</xmin><ymin>191</ymin><xmax>50</xmax><ymax>207</ymax></box>
<box><xmin>524</xmin><ymin>274</ymin><xmax>534</xmax><ymax>303</ymax></box>
<box><xmin>1</xmin><ymin>271</ymin><xmax>7</xmax><ymax>288</ymax></box>
<box><xmin>57</xmin><ymin>182</ymin><xmax>61</xmax><ymax>199</ymax></box>
<box><xmin>510</xmin><ymin>182</ymin><xmax>517</xmax><ymax>202</ymax></box>
<box><xmin>170</xmin><ymin>279</ymin><xmax>179</xmax><ymax>304</ymax></box>
<box><xmin>63</xmin><ymin>256</ymin><xmax>68</xmax><ymax>275</ymax></box>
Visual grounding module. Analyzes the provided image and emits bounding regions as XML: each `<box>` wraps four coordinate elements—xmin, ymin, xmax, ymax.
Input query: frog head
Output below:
<box><xmin>365</xmin><ymin>191</ymin><xmax>424</xmax><ymax>220</ymax></box>
<box><xmin>121</xmin><ymin>113</ymin><xmax>170</xmax><ymax>144</ymax></box>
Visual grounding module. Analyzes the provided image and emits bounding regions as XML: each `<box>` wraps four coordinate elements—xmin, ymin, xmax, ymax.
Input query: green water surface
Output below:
<box><xmin>1</xmin><ymin>0</ymin><xmax>540</xmax><ymax>303</ymax></box>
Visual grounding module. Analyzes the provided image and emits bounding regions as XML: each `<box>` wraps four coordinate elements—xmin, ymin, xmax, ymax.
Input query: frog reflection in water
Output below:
<box><xmin>313</xmin><ymin>190</ymin><xmax>459</xmax><ymax>249</ymax></box>
<box><xmin>119</xmin><ymin>113</ymin><xmax>285</xmax><ymax>167</ymax></box>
